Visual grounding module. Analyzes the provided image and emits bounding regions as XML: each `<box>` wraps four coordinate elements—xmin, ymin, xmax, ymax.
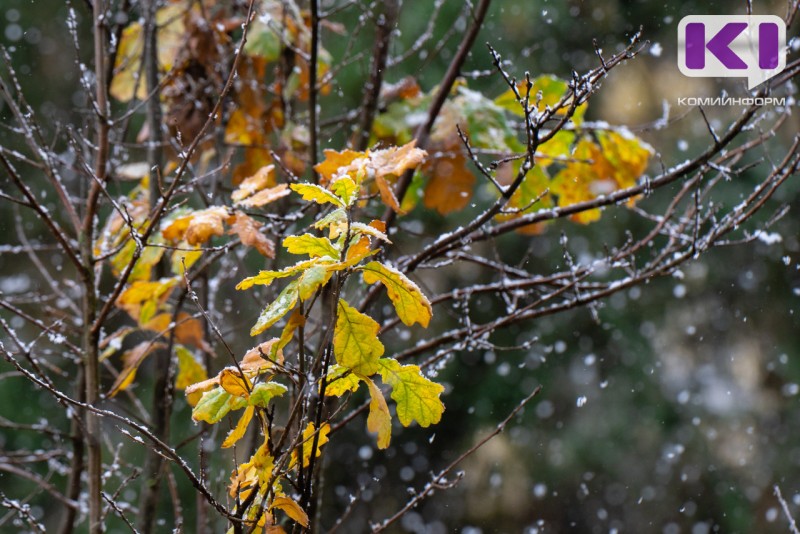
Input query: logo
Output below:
<box><xmin>678</xmin><ymin>15</ymin><xmax>786</xmax><ymax>89</ymax></box>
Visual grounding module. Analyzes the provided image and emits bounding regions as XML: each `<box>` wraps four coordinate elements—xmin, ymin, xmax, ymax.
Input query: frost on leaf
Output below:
<box><xmin>250</xmin><ymin>280</ymin><xmax>300</xmax><ymax>336</ymax></box>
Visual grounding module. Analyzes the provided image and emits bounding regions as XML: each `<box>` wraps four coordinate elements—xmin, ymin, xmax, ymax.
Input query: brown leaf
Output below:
<box><xmin>229</xmin><ymin>212</ymin><xmax>275</xmax><ymax>258</ymax></box>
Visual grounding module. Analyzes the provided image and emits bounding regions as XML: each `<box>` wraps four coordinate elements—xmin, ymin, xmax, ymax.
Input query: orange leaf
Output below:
<box><xmin>231</xmin><ymin>165</ymin><xmax>275</xmax><ymax>202</ymax></box>
<box><xmin>219</xmin><ymin>369</ymin><xmax>252</xmax><ymax>398</ymax></box>
<box><xmin>234</xmin><ymin>183</ymin><xmax>290</xmax><ymax>208</ymax></box>
<box><xmin>423</xmin><ymin>152</ymin><xmax>475</xmax><ymax>214</ymax></box>
<box><xmin>374</xmin><ymin>173</ymin><xmax>404</xmax><ymax>214</ymax></box>
<box><xmin>162</xmin><ymin>207</ymin><xmax>230</xmax><ymax>246</ymax></box>
<box><xmin>314</xmin><ymin>149</ymin><xmax>363</xmax><ymax>184</ymax></box>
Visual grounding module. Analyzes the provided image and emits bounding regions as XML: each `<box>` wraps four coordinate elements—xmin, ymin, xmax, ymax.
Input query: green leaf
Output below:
<box><xmin>251</xmin><ymin>280</ymin><xmax>300</xmax><ymax>336</ymax></box>
<box><xmin>378</xmin><ymin>358</ymin><xmax>444</xmax><ymax>428</ymax></box>
<box><xmin>363</xmin><ymin>376</ymin><xmax>392</xmax><ymax>449</ymax></box>
<box><xmin>290</xmin><ymin>183</ymin><xmax>345</xmax><ymax>207</ymax></box>
<box><xmin>248</xmin><ymin>381</ymin><xmax>288</xmax><ymax>408</ymax></box>
<box><xmin>324</xmin><ymin>364</ymin><xmax>362</xmax><ymax>397</ymax></box>
<box><xmin>359</xmin><ymin>261</ymin><xmax>432</xmax><ymax>327</ymax></box>
<box><xmin>192</xmin><ymin>387</ymin><xmax>248</xmax><ymax>424</ymax></box>
<box><xmin>334</xmin><ymin>299</ymin><xmax>384</xmax><ymax>375</ymax></box>
<box><xmin>283</xmin><ymin>234</ymin><xmax>340</xmax><ymax>259</ymax></box>
<box><xmin>244</xmin><ymin>21</ymin><xmax>281</xmax><ymax>61</ymax></box>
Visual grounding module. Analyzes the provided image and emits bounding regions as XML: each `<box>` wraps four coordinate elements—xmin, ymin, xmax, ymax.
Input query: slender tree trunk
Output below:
<box><xmin>138</xmin><ymin>0</ymin><xmax>170</xmax><ymax>530</ymax></box>
<box><xmin>84</xmin><ymin>0</ymin><xmax>111</xmax><ymax>532</ymax></box>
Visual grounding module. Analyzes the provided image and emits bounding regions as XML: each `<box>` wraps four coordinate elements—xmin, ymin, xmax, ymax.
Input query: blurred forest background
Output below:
<box><xmin>1</xmin><ymin>0</ymin><xmax>799</xmax><ymax>532</ymax></box>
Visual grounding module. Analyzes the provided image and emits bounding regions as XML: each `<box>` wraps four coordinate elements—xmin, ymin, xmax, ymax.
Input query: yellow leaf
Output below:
<box><xmin>290</xmin><ymin>183</ymin><xmax>345</xmax><ymax>207</ymax></box>
<box><xmin>290</xmin><ymin>422</ymin><xmax>331</xmax><ymax>469</ymax></box>
<box><xmin>274</xmin><ymin>308</ymin><xmax>305</xmax><ymax>358</ymax></box>
<box><xmin>109</xmin><ymin>2</ymin><xmax>185</xmax><ymax>102</ymax></box>
<box><xmin>236</xmin><ymin>259</ymin><xmax>318</xmax><ymax>290</ymax></box>
<box><xmin>270</xmin><ymin>496</ymin><xmax>309</xmax><ymax>528</ymax></box>
<box><xmin>378</xmin><ymin>358</ymin><xmax>444</xmax><ymax>428</ymax></box>
<box><xmin>170</xmin><ymin>242</ymin><xmax>202</xmax><ymax>275</ymax></box>
<box><xmin>235</xmin><ymin>183</ymin><xmax>291</xmax><ymax>208</ymax></box>
<box><xmin>312</xmin><ymin>208</ymin><xmax>347</xmax><ymax>239</ymax></box>
<box><xmin>344</xmin><ymin>235</ymin><xmax>374</xmax><ymax>264</ymax></box>
<box><xmin>219</xmin><ymin>369</ymin><xmax>252</xmax><ymax>398</ymax></box>
<box><xmin>116</xmin><ymin>278</ymin><xmax>178</xmax><ymax>325</ymax></box>
<box><xmin>359</xmin><ymin>261</ymin><xmax>432</xmax><ymax>327</ymax></box>
<box><xmin>330</xmin><ymin>176</ymin><xmax>359</xmax><ymax>206</ymax></box>
<box><xmin>242</xmin><ymin>340</ymin><xmax>283</xmax><ymax>372</ymax></box>
<box><xmin>363</xmin><ymin>376</ymin><xmax>392</xmax><ymax>449</ymax></box>
<box><xmin>334</xmin><ymin>300</ymin><xmax>384</xmax><ymax>375</ymax></box>
<box><xmin>229</xmin><ymin>441</ymin><xmax>274</xmax><ymax>498</ymax></box>
<box><xmin>231</xmin><ymin>165</ymin><xmax>275</xmax><ymax>202</ymax></box>
<box><xmin>175</xmin><ymin>345</ymin><xmax>207</xmax><ymax>406</ymax></box>
<box><xmin>324</xmin><ymin>364</ymin><xmax>362</xmax><ymax>397</ymax></box>
<box><xmin>186</xmin><ymin>340</ymin><xmax>282</xmax><ymax>400</ymax></box>
<box><xmin>283</xmin><ymin>234</ymin><xmax>339</xmax><ymax>258</ymax></box>
<box><xmin>221</xmin><ymin>405</ymin><xmax>255</xmax><ymax>449</ymax></box>
<box><xmin>229</xmin><ymin>211</ymin><xmax>275</xmax><ymax>258</ymax></box>
<box><xmin>108</xmin><ymin>341</ymin><xmax>166</xmax><ymax>397</ymax></box>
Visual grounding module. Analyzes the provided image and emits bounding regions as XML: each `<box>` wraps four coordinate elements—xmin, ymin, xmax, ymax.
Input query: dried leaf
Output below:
<box><xmin>231</xmin><ymin>165</ymin><xmax>275</xmax><ymax>202</ymax></box>
<box><xmin>229</xmin><ymin>212</ymin><xmax>275</xmax><ymax>258</ymax></box>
